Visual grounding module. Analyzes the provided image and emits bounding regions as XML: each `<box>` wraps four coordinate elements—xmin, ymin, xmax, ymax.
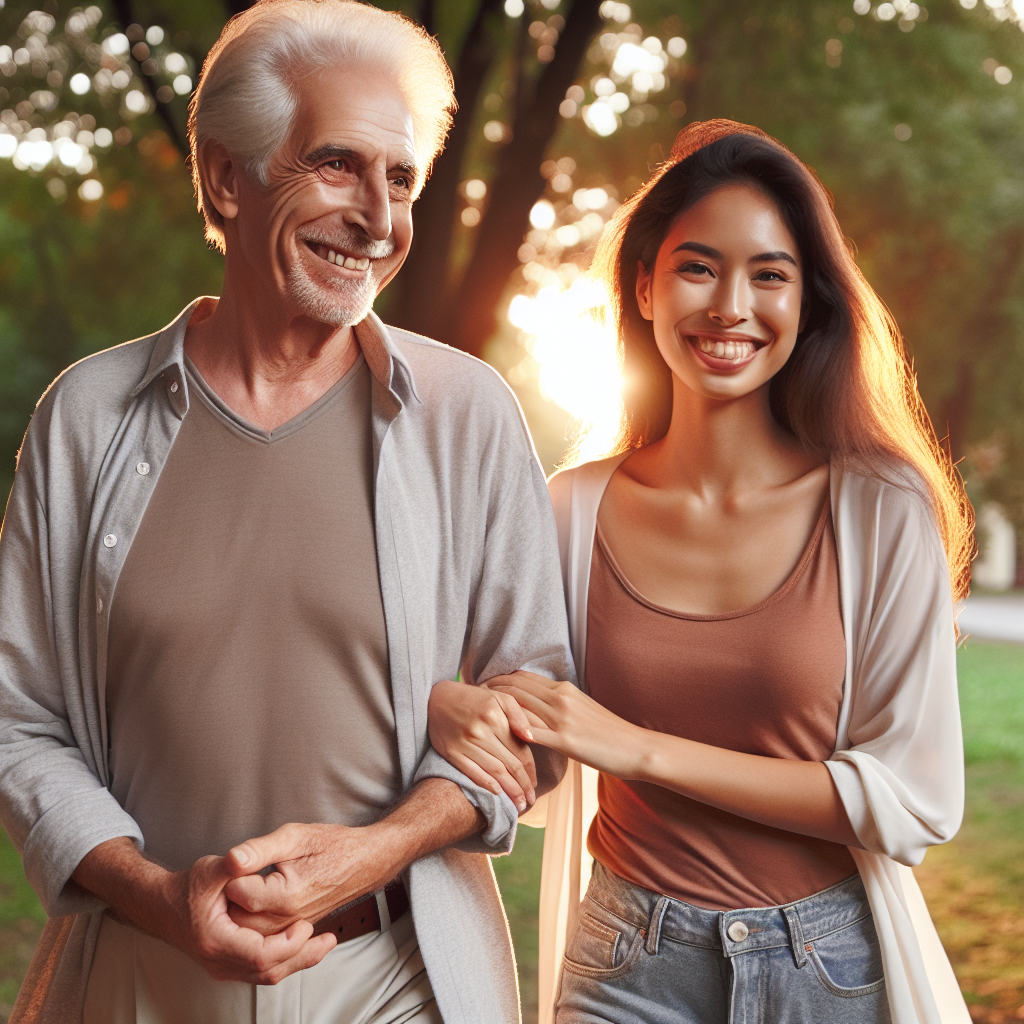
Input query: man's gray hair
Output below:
<box><xmin>188</xmin><ymin>0</ymin><xmax>455</xmax><ymax>251</ymax></box>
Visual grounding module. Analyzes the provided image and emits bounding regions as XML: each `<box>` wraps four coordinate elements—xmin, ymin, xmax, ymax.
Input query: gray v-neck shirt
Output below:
<box><xmin>106</xmin><ymin>354</ymin><xmax>401</xmax><ymax>870</ymax></box>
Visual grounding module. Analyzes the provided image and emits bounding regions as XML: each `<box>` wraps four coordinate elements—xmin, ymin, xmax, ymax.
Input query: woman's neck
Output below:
<box><xmin>642</xmin><ymin>376</ymin><xmax>816</xmax><ymax>497</ymax></box>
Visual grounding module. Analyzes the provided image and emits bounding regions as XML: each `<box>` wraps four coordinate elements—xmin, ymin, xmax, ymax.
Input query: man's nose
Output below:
<box><xmin>708</xmin><ymin>273</ymin><xmax>749</xmax><ymax>326</ymax></box>
<box><xmin>345</xmin><ymin>170</ymin><xmax>392</xmax><ymax>241</ymax></box>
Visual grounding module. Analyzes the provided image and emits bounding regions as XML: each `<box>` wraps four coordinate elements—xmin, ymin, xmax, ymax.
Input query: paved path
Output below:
<box><xmin>959</xmin><ymin>595</ymin><xmax>1024</xmax><ymax>644</ymax></box>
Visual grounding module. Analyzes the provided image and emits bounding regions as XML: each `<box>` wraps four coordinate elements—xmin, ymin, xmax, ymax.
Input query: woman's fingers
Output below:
<box><xmin>468</xmin><ymin>727</ymin><xmax>537</xmax><ymax>806</ymax></box>
<box><xmin>489</xmin><ymin>683</ymin><xmax>559</xmax><ymax>726</ymax></box>
<box><xmin>448</xmin><ymin>752</ymin><xmax>503</xmax><ymax>797</ymax></box>
<box><xmin>491</xmin><ymin>689</ymin><xmax>535</xmax><ymax>744</ymax></box>
<box><xmin>454</xmin><ymin>747</ymin><xmax>532</xmax><ymax>810</ymax></box>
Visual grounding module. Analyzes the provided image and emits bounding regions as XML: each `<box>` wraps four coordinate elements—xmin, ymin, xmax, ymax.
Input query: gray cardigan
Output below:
<box><xmin>0</xmin><ymin>300</ymin><xmax>575</xmax><ymax>1023</ymax></box>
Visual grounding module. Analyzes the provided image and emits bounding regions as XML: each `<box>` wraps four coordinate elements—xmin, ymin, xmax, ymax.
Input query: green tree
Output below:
<box><xmin>2</xmin><ymin>0</ymin><xmax>1024</xmax><ymax>568</ymax></box>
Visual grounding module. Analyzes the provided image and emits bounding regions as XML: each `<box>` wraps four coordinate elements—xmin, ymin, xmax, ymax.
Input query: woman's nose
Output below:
<box><xmin>707</xmin><ymin>276</ymin><xmax>749</xmax><ymax>326</ymax></box>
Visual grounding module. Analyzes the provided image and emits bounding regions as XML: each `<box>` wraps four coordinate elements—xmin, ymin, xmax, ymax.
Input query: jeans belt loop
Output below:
<box><xmin>375</xmin><ymin>888</ymin><xmax>392</xmax><ymax>932</ymax></box>
<box><xmin>645</xmin><ymin>896</ymin><xmax>668</xmax><ymax>956</ymax></box>
<box><xmin>782</xmin><ymin>905</ymin><xmax>808</xmax><ymax>969</ymax></box>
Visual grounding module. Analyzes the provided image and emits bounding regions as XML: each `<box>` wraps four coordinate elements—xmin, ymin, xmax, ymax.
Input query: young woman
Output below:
<box><xmin>428</xmin><ymin>121</ymin><xmax>972</xmax><ymax>1024</ymax></box>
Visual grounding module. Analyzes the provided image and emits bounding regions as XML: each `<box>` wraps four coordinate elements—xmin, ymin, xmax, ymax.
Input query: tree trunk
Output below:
<box><xmin>389</xmin><ymin>0</ymin><xmax>505</xmax><ymax>339</ymax></box>
<box><xmin>450</xmin><ymin>0</ymin><xmax>603</xmax><ymax>356</ymax></box>
<box><xmin>109</xmin><ymin>0</ymin><xmax>190</xmax><ymax>154</ymax></box>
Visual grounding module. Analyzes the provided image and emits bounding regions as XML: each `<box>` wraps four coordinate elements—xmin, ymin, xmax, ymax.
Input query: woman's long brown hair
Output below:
<box><xmin>584</xmin><ymin>119</ymin><xmax>973</xmax><ymax>602</ymax></box>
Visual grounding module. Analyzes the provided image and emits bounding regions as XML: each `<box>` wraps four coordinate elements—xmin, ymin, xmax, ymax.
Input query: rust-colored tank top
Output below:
<box><xmin>586</xmin><ymin>498</ymin><xmax>855</xmax><ymax>911</ymax></box>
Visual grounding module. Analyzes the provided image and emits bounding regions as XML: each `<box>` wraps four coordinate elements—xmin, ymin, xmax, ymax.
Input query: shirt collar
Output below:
<box><xmin>355</xmin><ymin>310</ymin><xmax>421</xmax><ymax>405</ymax></box>
<box><xmin>129</xmin><ymin>297</ymin><xmax>420</xmax><ymax>412</ymax></box>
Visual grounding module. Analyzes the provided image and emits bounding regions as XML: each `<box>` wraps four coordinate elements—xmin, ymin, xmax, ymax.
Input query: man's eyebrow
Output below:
<box><xmin>302</xmin><ymin>146</ymin><xmax>420</xmax><ymax>182</ymax></box>
<box><xmin>303</xmin><ymin>144</ymin><xmax>362</xmax><ymax>166</ymax></box>
<box><xmin>392</xmin><ymin>159</ymin><xmax>420</xmax><ymax>181</ymax></box>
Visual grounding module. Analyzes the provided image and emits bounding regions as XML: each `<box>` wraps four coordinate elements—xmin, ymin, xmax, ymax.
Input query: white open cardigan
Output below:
<box><xmin>527</xmin><ymin>454</ymin><xmax>971</xmax><ymax>1024</ymax></box>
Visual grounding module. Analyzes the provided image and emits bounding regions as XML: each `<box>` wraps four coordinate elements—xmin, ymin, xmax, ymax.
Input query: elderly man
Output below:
<box><xmin>0</xmin><ymin>2</ymin><xmax>572</xmax><ymax>1021</ymax></box>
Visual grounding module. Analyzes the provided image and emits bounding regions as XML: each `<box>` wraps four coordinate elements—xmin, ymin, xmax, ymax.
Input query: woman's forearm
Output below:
<box><xmin>632</xmin><ymin>729</ymin><xmax>860</xmax><ymax>847</ymax></box>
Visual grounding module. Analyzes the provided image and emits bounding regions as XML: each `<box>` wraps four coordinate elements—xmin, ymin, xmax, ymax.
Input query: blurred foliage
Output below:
<box><xmin>1</xmin><ymin>0</ymin><xmax>1023</xmax><ymax>565</ymax></box>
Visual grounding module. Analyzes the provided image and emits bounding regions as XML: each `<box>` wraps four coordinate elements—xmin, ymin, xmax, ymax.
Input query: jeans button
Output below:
<box><xmin>727</xmin><ymin>920</ymin><xmax>749</xmax><ymax>942</ymax></box>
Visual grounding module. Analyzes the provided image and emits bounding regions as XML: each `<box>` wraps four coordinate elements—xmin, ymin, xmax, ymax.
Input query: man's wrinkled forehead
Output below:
<box><xmin>287</xmin><ymin>67</ymin><xmax>420</xmax><ymax>179</ymax></box>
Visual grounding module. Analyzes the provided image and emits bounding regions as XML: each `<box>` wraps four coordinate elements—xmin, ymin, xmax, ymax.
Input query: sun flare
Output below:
<box><xmin>507</xmin><ymin>275</ymin><xmax>625</xmax><ymax>465</ymax></box>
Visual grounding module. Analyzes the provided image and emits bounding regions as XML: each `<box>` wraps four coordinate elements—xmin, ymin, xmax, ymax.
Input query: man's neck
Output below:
<box><xmin>183</xmin><ymin>282</ymin><xmax>360</xmax><ymax>433</ymax></box>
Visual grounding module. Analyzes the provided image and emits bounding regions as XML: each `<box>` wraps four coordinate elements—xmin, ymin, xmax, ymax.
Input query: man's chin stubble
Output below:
<box><xmin>287</xmin><ymin>267</ymin><xmax>377</xmax><ymax>328</ymax></box>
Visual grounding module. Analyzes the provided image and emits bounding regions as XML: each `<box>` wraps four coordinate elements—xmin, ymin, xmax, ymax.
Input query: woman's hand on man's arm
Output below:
<box><xmin>489</xmin><ymin>671</ymin><xmax>861</xmax><ymax>848</ymax></box>
<box><xmin>427</xmin><ymin>678</ymin><xmax>538</xmax><ymax>813</ymax></box>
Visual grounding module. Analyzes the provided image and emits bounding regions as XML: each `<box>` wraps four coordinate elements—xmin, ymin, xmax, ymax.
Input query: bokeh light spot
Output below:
<box><xmin>78</xmin><ymin>178</ymin><xmax>104</xmax><ymax>201</ymax></box>
<box><xmin>529</xmin><ymin>200</ymin><xmax>556</xmax><ymax>229</ymax></box>
<box><xmin>583</xmin><ymin>102</ymin><xmax>618</xmax><ymax>136</ymax></box>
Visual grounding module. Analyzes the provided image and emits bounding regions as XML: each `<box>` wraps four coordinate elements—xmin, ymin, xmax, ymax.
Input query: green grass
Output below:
<box><xmin>492</xmin><ymin>825</ymin><xmax>544</xmax><ymax>1024</ymax></box>
<box><xmin>2</xmin><ymin>640</ymin><xmax>1023</xmax><ymax>1022</ymax></box>
<box><xmin>0</xmin><ymin>830</ymin><xmax>44</xmax><ymax>1017</ymax></box>
<box><xmin>916</xmin><ymin>641</ymin><xmax>1024</xmax><ymax>1024</ymax></box>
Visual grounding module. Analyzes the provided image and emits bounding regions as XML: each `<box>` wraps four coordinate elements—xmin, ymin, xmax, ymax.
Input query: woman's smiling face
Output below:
<box><xmin>636</xmin><ymin>184</ymin><xmax>804</xmax><ymax>403</ymax></box>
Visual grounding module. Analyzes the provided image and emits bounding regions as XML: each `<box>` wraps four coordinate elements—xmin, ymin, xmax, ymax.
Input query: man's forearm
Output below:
<box><xmin>71</xmin><ymin>837</ymin><xmax>186</xmax><ymax>945</ymax></box>
<box><xmin>374</xmin><ymin>777</ymin><xmax>486</xmax><ymax>875</ymax></box>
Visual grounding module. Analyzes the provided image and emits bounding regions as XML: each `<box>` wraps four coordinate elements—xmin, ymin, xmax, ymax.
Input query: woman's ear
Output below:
<box><xmin>197</xmin><ymin>137</ymin><xmax>241</xmax><ymax>223</ymax></box>
<box><xmin>635</xmin><ymin>260</ymin><xmax>654</xmax><ymax>321</ymax></box>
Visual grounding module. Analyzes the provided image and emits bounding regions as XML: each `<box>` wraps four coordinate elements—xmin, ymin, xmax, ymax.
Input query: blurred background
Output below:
<box><xmin>1</xmin><ymin>0</ymin><xmax>1023</xmax><ymax>1019</ymax></box>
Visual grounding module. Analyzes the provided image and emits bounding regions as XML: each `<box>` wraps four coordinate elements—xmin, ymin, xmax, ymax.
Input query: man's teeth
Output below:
<box><xmin>698</xmin><ymin>337</ymin><xmax>755</xmax><ymax>361</ymax></box>
<box><xmin>325</xmin><ymin>250</ymin><xmax>370</xmax><ymax>271</ymax></box>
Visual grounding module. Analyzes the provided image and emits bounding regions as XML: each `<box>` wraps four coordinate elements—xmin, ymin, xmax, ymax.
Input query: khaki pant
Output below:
<box><xmin>84</xmin><ymin>906</ymin><xmax>442</xmax><ymax>1024</ymax></box>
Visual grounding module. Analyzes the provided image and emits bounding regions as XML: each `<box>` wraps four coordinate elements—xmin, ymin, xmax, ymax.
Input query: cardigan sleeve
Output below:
<box><xmin>825</xmin><ymin>474</ymin><xmax>964</xmax><ymax>867</ymax></box>
<box><xmin>414</xmin><ymin>378</ymin><xmax>574</xmax><ymax>854</ymax></box>
<box><xmin>0</xmin><ymin>434</ymin><xmax>144</xmax><ymax>917</ymax></box>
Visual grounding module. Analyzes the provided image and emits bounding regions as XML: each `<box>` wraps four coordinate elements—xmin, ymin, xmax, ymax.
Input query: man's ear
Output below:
<box><xmin>197</xmin><ymin>137</ymin><xmax>241</xmax><ymax>223</ymax></box>
<box><xmin>635</xmin><ymin>260</ymin><xmax>654</xmax><ymax>321</ymax></box>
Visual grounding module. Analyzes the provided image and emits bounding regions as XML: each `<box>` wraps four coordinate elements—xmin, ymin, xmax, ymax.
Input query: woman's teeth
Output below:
<box><xmin>326</xmin><ymin>250</ymin><xmax>370</xmax><ymax>271</ymax></box>
<box><xmin>697</xmin><ymin>337</ymin><xmax>756</xmax><ymax>362</ymax></box>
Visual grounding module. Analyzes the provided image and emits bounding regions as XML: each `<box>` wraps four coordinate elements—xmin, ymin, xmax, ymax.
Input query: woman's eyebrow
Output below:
<box><xmin>671</xmin><ymin>241</ymin><xmax>721</xmax><ymax>258</ymax></box>
<box><xmin>751</xmin><ymin>250</ymin><xmax>798</xmax><ymax>266</ymax></box>
<box><xmin>670</xmin><ymin>242</ymin><xmax>798</xmax><ymax>266</ymax></box>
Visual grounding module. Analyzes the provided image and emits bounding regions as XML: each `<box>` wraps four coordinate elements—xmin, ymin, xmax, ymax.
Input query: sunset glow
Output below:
<box><xmin>507</xmin><ymin>276</ymin><xmax>624</xmax><ymax>464</ymax></box>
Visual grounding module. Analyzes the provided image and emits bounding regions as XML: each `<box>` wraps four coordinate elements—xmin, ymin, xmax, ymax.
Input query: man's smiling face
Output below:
<box><xmin>229</xmin><ymin>62</ymin><xmax>418</xmax><ymax>327</ymax></box>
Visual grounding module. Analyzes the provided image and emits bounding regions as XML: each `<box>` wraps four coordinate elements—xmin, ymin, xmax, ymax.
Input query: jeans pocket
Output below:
<box><xmin>562</xmin><ymin>903</ymin><xmax>643</xmax><ymax>980</ymax></box>
<box><xmin>806</xmin><ymin>914</ymin><xmax>886</xmax><ymax>997</ymax></box>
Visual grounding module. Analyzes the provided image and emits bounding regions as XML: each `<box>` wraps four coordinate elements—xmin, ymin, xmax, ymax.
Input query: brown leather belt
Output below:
<box><xmin>311</xmin><ymin>880</ymin><xmax>409</xmax><ymax>942</ymax></box>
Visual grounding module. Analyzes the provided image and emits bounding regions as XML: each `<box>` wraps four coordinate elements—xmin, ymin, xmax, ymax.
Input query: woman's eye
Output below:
<box><xmin>756</xmin><ymin>270</ymin><xmax>787</xmax><ymax>282</ymax></box>
<box><xmin>678</xmin><ymin>262</ymin><xmax>712</xmax><ymax>276</ymax></box>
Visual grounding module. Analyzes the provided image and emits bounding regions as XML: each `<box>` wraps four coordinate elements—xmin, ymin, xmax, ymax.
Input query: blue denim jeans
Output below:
<box><xmin>556</xmin><ymin>862</ymin><xmax>891</xmax><ymax>1024</ymax></box>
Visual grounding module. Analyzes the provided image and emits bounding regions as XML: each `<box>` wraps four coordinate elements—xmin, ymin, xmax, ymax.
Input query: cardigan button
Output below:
<box><xmin>103</xmin><ymin>534</ymin><xmax>117</xmax><ymax>548</ymax></box>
